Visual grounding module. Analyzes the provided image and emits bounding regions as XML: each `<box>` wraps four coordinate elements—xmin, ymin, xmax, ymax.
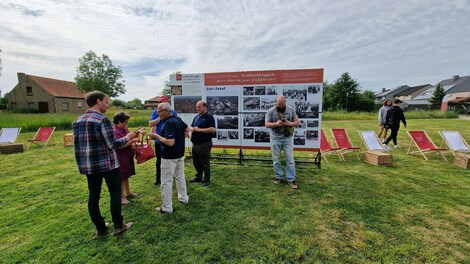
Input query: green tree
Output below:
<box><xmin>324</xmin><ymin>73</ymin><xmax>361</xmax><ymax>111</ymax></box>
<box><xmin>429</xmin><ymin>84</ymin><xmax>445</xmax><ymax>110</ymax></box>
<box><xmin>75</xmin><ymin>50</ymin><xmax>125</xmax><ymax>97</ymax></box>
<box><xmin>126</xmin><ymin>98</ymin><xmax>143</xmax><ymax>109</ymax></box>
<box><xmin>111</xmin><ymin>98</ymin><xmax>126</xmax><ymax>107</ymax></box>
<box><xmin>161</xmin><ymin>71</ymin><xmax>182</xmax><ymax>99</ymax></box>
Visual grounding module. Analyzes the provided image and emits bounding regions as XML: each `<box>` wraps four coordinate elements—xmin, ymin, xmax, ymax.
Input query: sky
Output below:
<box><xmin>1</xmin><ymin>0</ymin><xmax>469</xmax><ymax>102</ymax></box>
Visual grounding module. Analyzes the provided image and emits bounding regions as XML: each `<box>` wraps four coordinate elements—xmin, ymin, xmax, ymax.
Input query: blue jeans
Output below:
<box><xmin>271</xmin><ymin>136</ymin><xmax>296</xmax><ymax>181</ymax></box>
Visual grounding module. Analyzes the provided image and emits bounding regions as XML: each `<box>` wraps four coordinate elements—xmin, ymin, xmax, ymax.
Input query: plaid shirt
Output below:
<box><xmin>73</xmin><ymin>109</ymin><xmax>129</xmax><ymax>175</ymax></box>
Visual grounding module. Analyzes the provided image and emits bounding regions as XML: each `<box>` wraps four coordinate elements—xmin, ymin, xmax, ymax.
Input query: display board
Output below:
<box><xmin>170</xmin><ymin>69</ymin><xmax>323</xmax><ymax>151</ymax></box>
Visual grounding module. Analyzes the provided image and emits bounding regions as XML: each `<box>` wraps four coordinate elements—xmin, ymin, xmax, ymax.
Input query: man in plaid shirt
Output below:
<box><xmin>73</xmin><ymin>91</ymin><xmax>137</xmax><ymax>236</ymax></box>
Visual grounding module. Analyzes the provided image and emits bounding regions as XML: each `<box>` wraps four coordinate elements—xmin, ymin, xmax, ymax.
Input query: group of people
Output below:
<box><xmin>72</xmin><ymin>91</ymin><xmax>216</xmax><ymax>236</ymax></box>
<box><xmin>378</xmin><ymin>98</ymin><xmax>407</xmax><ymax>149</ymax></box>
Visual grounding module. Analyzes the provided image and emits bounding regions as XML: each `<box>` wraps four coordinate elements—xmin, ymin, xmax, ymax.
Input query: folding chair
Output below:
<box><xmin>27</xmin><ymin>127</ymin><xmax>56</xmax><ymax>150</ymax></box>
<box><xmin>358</xmin><ymin>131</ymin><xmax>391</xmax><ymax>152</ymax></box>
<box><xmin>320</xmin><ymin>129</ymin><xmax>345</xmax><ymax>163</ymax></box>
<box><xmin>439</xmin><ymin>131</ymin><xmax>470</xmax><ymax>156</ymax></box>
<box><xmin>407</xmin><ymin>130</ymin><xmax>447</xmax><ymax>161</ymax></box>
<box><xmin>0</xmin><ymin>128</ymin><xmax>22</xmax><ymax>144</ymax></box>
<box><xmin>331</xmin><ymin>128</ymin><xmax>361</xmax><ymax>160</ymax></box>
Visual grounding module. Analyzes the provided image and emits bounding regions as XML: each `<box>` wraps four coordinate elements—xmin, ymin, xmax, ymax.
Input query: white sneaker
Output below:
<box><xmin>382</xmin><ymin>144</ymin><xmax>391</xmax><ymax>150</ymax></box>
<box><xmin>394</xmin><ymin>145</ymin><xmax>401</xmax><ymax>149</ymax></box>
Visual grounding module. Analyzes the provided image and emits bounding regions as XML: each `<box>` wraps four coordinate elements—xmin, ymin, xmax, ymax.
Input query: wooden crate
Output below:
<box><xmin>0</xmin><ymin>143</ymin><xmax>25</xmax><ymax>154</ymax></box>
<box><xmin>363</xmin><ymin>150</ymin><xmax>393</xmax><ymax>166</ymax></box>
<box><xmin>454</xmin><ymin>153</ymin><xmax>470</xmax><ymax>169</ymax></box>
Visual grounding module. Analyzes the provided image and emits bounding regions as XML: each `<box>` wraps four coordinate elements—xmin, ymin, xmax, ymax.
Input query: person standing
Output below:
<box><xmin>113</xmin><ymin>112</ymin><xmax>141</xmax><ymax>205</ymax></box>
<box><xmin>189</xmin><ymin>101</ymin><xmax>216</xmax><ymax>187</ymax></box>
<box><xmin>265</xmin><ymin>95</ymin><xmax>299</xmax><ymax>189</ymax></box>
<box><xmin>378</xmin><ymin>99</ymin><xmax>392</xmax><ymax>143</ymax></box>
<box><xmin>149</xmin><ymin>96</ymin><xmax>178</xmax><ymax>186</ymax></box>
<box><xmin>148</xmin><ymin>103</ymin><xmax>189</xmax><ymax>214</ymax></box>
<box><xmin>73</xmin><ymin>91</ymin><xmax>135</xmax><ymax>236</ymax></box>
<box><xmin>383</xmin><ymin>99</ymin><xmax>407</xmax><ymax>149</ymax></box>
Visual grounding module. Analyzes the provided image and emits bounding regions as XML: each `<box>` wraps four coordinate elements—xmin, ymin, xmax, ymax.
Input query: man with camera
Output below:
<box><xmin>265</xmin><ymin>95</ymin><xmax>299</xmax><ymax>189</ymax></box>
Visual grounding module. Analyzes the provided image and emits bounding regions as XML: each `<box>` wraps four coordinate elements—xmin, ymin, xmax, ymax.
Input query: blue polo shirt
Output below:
<box><xmin>161</xmin><ymin>115</ymin><xmax>188</xmax><ymax>159</ymax></box>
<box><xmin>190</xmin><ymin>112</ymin><xmax>216</xmax><ymax>144</ymax></box>
<box><xmin>150</xmin><ymin>109</ymin><xmax>178</xmax><ymax>145</ymax></box>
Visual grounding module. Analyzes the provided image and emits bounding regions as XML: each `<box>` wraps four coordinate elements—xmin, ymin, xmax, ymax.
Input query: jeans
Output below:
<box><xmin>86</xmin><ymin>168</ymin><xmax>123</xmax><ymax>229</ymax></box>
<box><xmin>161</xmin><ymin>157</ymin><xmax>189</xmax><ymax>213</ymax></box>
<box><xmin>270</xmin><ymin>136</ymin><xmax>296</xmax><ymax>181</ymax></box>
<box><xmin>192</xmin><ymin>141</ymin><xmax>212</xmax><ymax>183</ymax></box>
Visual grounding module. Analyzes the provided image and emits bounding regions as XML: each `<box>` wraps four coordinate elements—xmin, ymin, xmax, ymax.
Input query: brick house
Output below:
<box><xmin>6</xmin><ymin>73</ymin><xmax>86</xmax><ymax>113</ymax></box>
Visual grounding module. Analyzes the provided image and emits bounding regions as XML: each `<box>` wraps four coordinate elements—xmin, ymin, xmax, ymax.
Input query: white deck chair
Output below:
<box><xmin>358</xmin><ymin>130</ymin><xmax>391</xmax><ymax>152</ymax></box>
<box><xmin>0</xmin><ymin>128</ymin><xmax>22</xmax><ymax>144</ymax></box>
<box><xmin>439</xmin><ymin>131</ymin><xmax>470</xmax><ymax>156</ymax></box>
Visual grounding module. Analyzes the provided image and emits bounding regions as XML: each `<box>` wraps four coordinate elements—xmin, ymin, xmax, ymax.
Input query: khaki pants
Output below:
<box><xmin>160</xmin><ymin>157</ymin><xmax>189</xmax><ymax>213</ymax></box>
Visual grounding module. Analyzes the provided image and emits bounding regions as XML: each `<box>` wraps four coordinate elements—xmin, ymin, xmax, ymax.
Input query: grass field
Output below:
<box><xmin>0</xmin><ymin>117</ymin><xmax>469</xmax><ymax>263</ymax></box>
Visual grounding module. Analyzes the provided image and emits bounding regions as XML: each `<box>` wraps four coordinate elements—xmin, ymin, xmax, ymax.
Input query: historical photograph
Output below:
<box><xmin>243</xmin><ymin>128</ymin><xmax>254</xmax><ymax>139</ymax></box>
<box><xmin>260</xmin><ymin>97</ymin><xmax>276</xmax><ymax>110</ymax></box>
<box><xmin>173</xmin><ymin>96</ymin><xmax>200</xmax><ymax>113</ymax></box>
<box><xmin>243</xmin><ymin>97</ymin><xmax>260</xmax><ymax>110</ymax></box>
<box><xmin>254</xmin><ymin>129</ymin><xmax>270</xmax><ymax>143</ymax></box>
<box><xmin>207</xmin><ymin>96</ymin><xmax>238</xmax><ymax>115</ymax></box>
<box><xmin>306</xmin><ymin>130</ymin><xmax>319</xmax><ymax>140</ymax></box>
<box><xmin>307</xmin><ymin>120</ymin><xmax>319</xmax><ymax>128</ymax></box>
<box><xmin>228</xmin><ymin>130</ymin><xmax>239</xmax><ymax>140</ymax></box>
<box><xmin>217</xmin><ymin>116</ymin><xmax>238</xmax><ymax>129</ymax></box>
<box><xmin>244</xmin><ymin>113</ymin><xmax>265</xmax><ymax>127</ymax></box>
<box><xmin>283</xmin><ymin>86</ymin><xmax>307</xmax><ymax>102</ymax></box>
<box><xmin>295</xmin><ymin>102</ymin><xmax>320</xmax><ymax>118</ymax></box>
<box><xmin>217</xmin><ymin>130</ymin><xmax>228</xmax><ymax>140</ymax></box>
<box><xmin>308</xmin><ymin>85</ymin><xmax>320</xmax><ymax>94</ymax></box>
<box><xmin>171</xmin><ymin>85</ymin><xmax>182</xmax><ymax>95</ymax></box>
<box><xmin>266</xmin><ymin>86</ymin><xmax>277</xmax><ymax>95</ymax></box>
<box><xmin>255</xmin><ymin>86</ymin><xmax>266</xmax><ymax>95</ymax></box>
<box><xmin>298</xmin><ymin>120</ymin><xmax>307</xmax><ymax>128</ymax></box>
<box><xmin>293</xmin><ymin>130</ymin><xmax>306</xmax><ymax>145</ymax></box>
<box><xmin>243</xmin><ymin>86</ymin><xmax>254</xmax><ymax>96</ymax></box>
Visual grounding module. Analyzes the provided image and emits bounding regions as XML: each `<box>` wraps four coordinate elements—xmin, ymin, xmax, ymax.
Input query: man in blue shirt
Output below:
<box><xmin>148</xmin><ymin>103</ymin><xmax>189</xmax><ymax>213</ymax></box>
<box><xmin>149</xmin><ymin>96</ymin><xmax>178</xmax><ymax>186</ymax></box>
<box><xmin>189</xmin><ymin>101</ymin><xmax>216</xmax><ymax>187</ymax></box>
<box><xmin>73</xmin><ymin>91</ymin><xmax>136</xmax><ymax>236</ymax></box>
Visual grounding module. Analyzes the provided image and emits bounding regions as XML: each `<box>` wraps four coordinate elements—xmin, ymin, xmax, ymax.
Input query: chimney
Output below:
<box><xmin>452</xmin><ymin>75</ymin><xmax>459</xmax><ymax>82</ymax></box>
<box><xmin>17</xmin><ymin>72</ymin><xmax>26</xmax><ymax>82</ymax></box>
<box><xmin>382</xmin><ymin>88</ymin><xmax>386</xmax><ymax>93</ymax></box>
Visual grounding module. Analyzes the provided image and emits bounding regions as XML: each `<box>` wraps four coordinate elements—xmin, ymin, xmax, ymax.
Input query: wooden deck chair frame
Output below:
<box><xmin>406</xmin><ymin>130</ymin><xmax>447</xmax><ymax>161</ymax></box>
<box><xmin>320</xmin><ymin>129</ymin><xmax>345</xmax><ymax>163</ymax></box>
<box><xmin>438</xmin><ymin>131</ymin><xmax>470</xmax><ymax>156</ymax></box>
<box><xmin>0</xmin><ymin>127</ymin><xmax>22</xmax><ymax>144</ymax></box>
<box><xmin>331</xmin><ymin>128</ymin><xmax>361</xmax><ymax>160</ymax></box>
<box><xmin>27</xmin><ymin>127</ymin><xmax>56</xmax><ymax>150</ymax></box>
<box><xmin>358</xmin><ymin>130</ymin><xmax>391</xmax><ymax>152</ymax></box>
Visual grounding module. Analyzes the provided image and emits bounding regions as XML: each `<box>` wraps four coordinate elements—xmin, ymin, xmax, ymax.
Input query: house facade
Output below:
<box><xmin>6</xmin><ymin>73</ymin><xmax>86</xmax><ymax>113</ymax></box>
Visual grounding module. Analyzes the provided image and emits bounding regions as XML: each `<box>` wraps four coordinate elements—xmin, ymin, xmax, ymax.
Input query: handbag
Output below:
<box><xmin>135</xmin><ymin>135</ymin><xmax>155</xmax><ymax>164</ymax></box>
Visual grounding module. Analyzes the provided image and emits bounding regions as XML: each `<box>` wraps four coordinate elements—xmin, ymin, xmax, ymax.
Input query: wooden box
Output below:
<box><xmin>454</xmin><ymin>153</ymin><xmax>470</xmax><ymax>169</ymax></box>
<box><xmin>0</xmin><ymin>143</ymin><xmax>25</xmax><ymax>154</ymax></box>
<box><xmin>363</xmin><ymin>150</ymin><xmax>393</xmax><ymax>166</ymax></box>
<box><xmin>63</xmin><ymin>133</ymin><xmax>74</xmax><ymax>146</ymax></box>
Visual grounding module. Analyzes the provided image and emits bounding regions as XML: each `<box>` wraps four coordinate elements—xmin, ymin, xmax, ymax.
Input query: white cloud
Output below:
<box><xmin>1</xmin><ymin>0</ymin><xmax>469</xmax><ymax>101</ymax></box>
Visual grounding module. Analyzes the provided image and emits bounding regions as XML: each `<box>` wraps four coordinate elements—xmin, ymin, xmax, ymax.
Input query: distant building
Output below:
<box><xmin>6</xmin><ymin>73</ymin><xmax>86</xmax><ymax>113</ymax></box>
<box><xmin>144</xmin><ymin>95</ymin><xmax>169</xmax><ymax>109</ymax></box>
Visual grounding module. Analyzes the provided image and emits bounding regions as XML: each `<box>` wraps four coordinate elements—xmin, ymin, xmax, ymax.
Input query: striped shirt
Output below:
<box><xmin>73</xmin><ymin>109</ymin><xmax>129</xmax><ymax>175</ymax></box>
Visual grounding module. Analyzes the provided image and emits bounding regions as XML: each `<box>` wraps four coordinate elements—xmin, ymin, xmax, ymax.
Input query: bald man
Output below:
<box><xmin>265</xmin><ymin>96</ymin><xmax>299</xmax><ymax>189</ymax></box>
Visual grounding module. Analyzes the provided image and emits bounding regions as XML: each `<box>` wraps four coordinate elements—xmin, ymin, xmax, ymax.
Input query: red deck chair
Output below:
<box><xmin>406</xmin><ymin>130</ymin><xmax>447</xmax><ymax>161</ymax></box>
<box><xmin>331</xmin><ymin>128</ymin><xmax>361</xmax><ymax>160</ymax></box>
<box><xmin>27</xmin><ymin>127</ymin><xmax>56</xmax><ymax>150</ymax></box>
<box><xmin>320</xmin><ymin>129</ymin><xmax>345</xmax><ymax>163</ymax></box>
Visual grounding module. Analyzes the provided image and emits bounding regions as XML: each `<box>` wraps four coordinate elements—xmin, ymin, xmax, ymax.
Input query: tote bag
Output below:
<box><xmin>135</xmin><ymin>136</ymin><xmax>155</xmax><ymax>164</ymax></box>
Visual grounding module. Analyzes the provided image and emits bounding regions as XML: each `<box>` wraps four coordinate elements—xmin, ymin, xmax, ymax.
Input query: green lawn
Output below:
<box><xmin>0</xmin><ymin>118</ymin><xmax>469</xmax><ymax>263</ymax></box>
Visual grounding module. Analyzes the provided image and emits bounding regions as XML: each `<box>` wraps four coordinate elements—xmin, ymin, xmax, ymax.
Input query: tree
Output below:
<box><xmin>429</xmin><ymin>84</ymin><xmax>445</xmax><ymax>110</ymax></box>
<box><xmin>126</xmin><ymin>98</ymin><xmax>143</xmax><ymax>109</ymax></box>
<box><xmin>111</xmin><ymin>98</ymin><xmax>126</xmax><ymax>107</ymax></box>
<box><xmin>161</xmin><ymin>71</ymin><xmax>182</xmax><ymax>99</ymax></box>
<box><xmin>75</xmin><ymin>50</ymin><xmax>125</xmax><ymax>97</ymax></box>
<box><xmin>323</xmin><ymin>73</ymin><xmax>361</xmax><ymax>111</ymax></box>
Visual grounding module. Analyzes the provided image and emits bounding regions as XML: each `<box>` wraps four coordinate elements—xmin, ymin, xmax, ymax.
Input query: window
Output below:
<box><xmin>26</xmin><ymin>86</ymin><xmax>33</xmax><ymax>96</ymax></box>
<box><xmin>62</xmin><ymin>102</ymin><xmax>69</xmax><ymax>111</ymax></box>
<box><xmin>11</xmin><ymin>102</ymin><xmax>17</xmax><ymax>109</ymax></box>
<box><xmin>77</xmin><ymin>102</ymin><xmax>82</xmax><ymax>108</ymax></box>
<box><xmin>28</xmin><ymin>102</ymin><xmax>34</xmax><ymax>109</ymax></box>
